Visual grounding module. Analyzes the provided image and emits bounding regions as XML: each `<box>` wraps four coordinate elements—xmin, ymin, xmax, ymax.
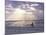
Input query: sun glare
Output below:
<box><xmin>7</xmin><ymin>8</ymin><xmax>37</xmax><ymax>26</ymax></box>
<box><xmin>8</xmin><ymin>8</ymin><xmax>26</xmax><ymax>20</ymax></box>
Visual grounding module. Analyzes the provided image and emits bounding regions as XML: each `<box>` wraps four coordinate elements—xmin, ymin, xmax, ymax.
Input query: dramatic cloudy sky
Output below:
<box><xmin>5</xmin><ymin>0</ymin><xmax>44</xmax><ymax>20</ymax></box>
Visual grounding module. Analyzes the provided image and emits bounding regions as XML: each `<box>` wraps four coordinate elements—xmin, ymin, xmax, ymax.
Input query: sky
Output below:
<box><xmin>5</xmin><ymin>0</ymin><xmax>44</xmax><ymax>21</ymax></box>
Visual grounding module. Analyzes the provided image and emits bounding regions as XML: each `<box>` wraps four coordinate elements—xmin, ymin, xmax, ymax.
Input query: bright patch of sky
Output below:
<box><xmin>5</xmin><ymin>0</ymin><xmax>44</xmax><ymax>20</ymax></box>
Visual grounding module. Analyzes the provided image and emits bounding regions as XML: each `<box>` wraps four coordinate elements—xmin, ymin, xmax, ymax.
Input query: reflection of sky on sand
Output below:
<box><xmin>5</xmin><ymin>1</ymin><xmax>44</xmax><ymax>27</ymax></box>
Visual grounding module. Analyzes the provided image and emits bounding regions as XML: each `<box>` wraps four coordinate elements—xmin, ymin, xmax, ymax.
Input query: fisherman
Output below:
<box><xmin>31</xmin><ymin>22</ymin><xmax>34</xmax><ymax>27</ymax></box>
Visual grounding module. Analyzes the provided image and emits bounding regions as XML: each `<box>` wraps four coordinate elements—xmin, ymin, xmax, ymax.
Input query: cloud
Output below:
<box><xmin>31</xmin><ymin>4</ymin><xmax>39</xmax><ymax>6</ymax></box>
<box><xmin>30</xmin><ymin>7</ymin><xmax>36</xmax><ymax>11</ymax></box>
<box><xmin>5</xmin><ymin>1</ymin><xmax>44</xmax><ymax>20</ymax></box>
<box><xmin>5</xmin><ymin>3</ymin><xmax>15</xmax><ymax>19</ymax></box>
<box><xmin>21</xmin><ymin>4</ymin><xmax>26</xmax><ymax>9</ymax></box>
